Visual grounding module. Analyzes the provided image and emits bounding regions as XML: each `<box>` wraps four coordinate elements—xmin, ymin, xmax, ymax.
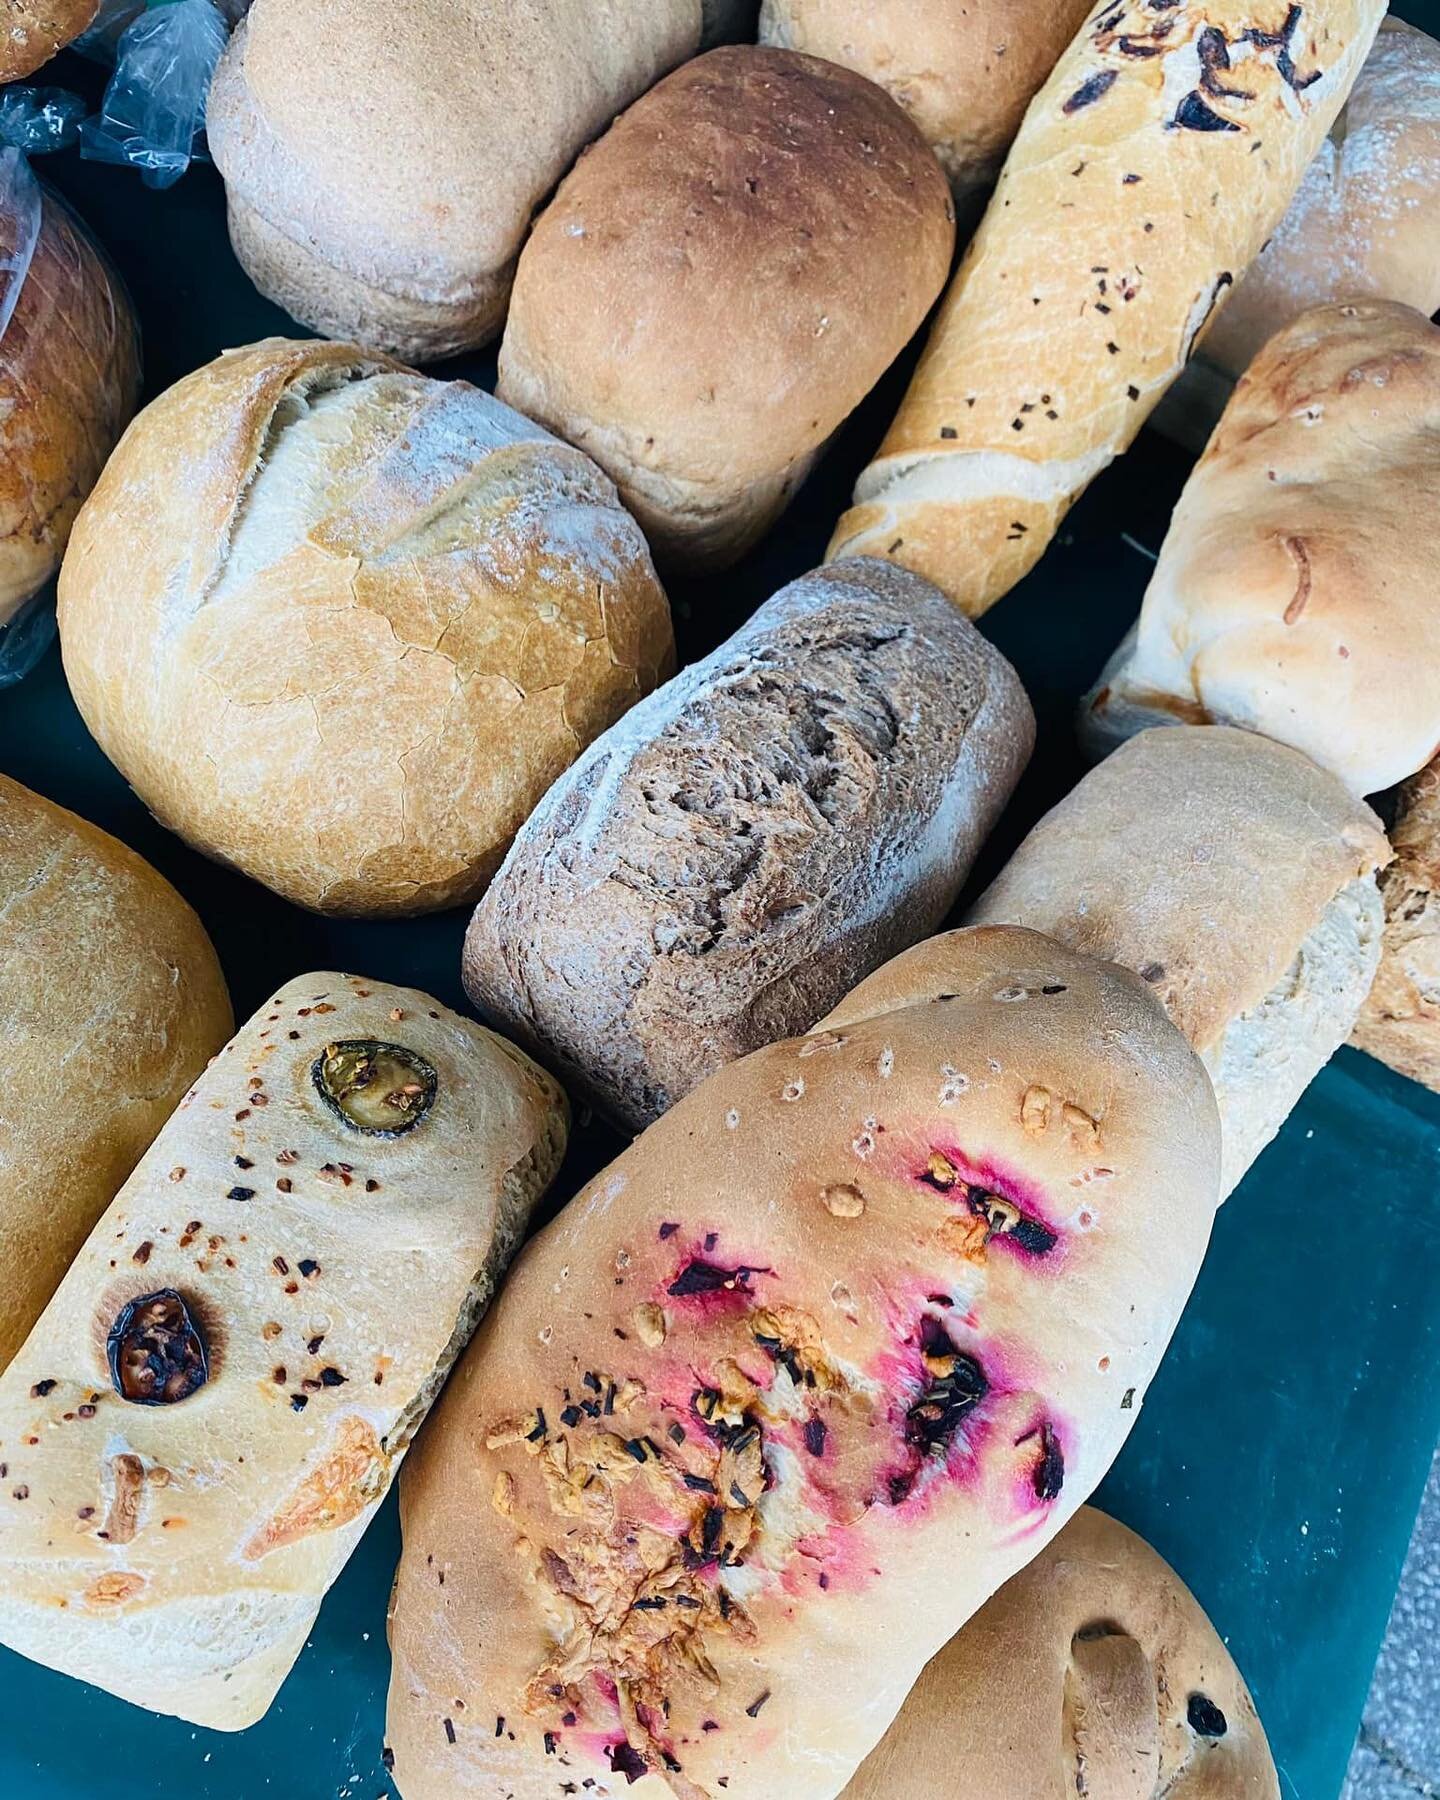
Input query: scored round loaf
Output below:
<box><xmin>497</xmin><ymin>45</ymin><xmax>956</xmax><ymax>572</ymax></box>
<box><xmin>758</xmin><ymin>0</ymin><xmax>1093</xmax><ymax>204</ymax></box>
<box><xmin>1</xmin><ymin>0</ymin><xmax>98</xmax><ymax>80</ymax></box>
<box><xmin>0</xmin><ymin>775</ymin><xmax>232</xmax><ymax>1372</ymax></box>
<box><xmin>969</xmin><ymin>728</ymin><xmax>1389</xmax><ymax>1195</ymax></box>
<box><xmin>1081</xmin><ymin>301</ymin><xmax>1440</xmax><ymax>799</ymax></box>
<box><xmin>57</xmin><ymin>337</ymin><xmax>674</xmax><ymax>918</ymax></box>
<box><xmin>1352</xmin><ymin>755</ymin><xmax>1440</xmax><ymax>1092</ymax></box>
<box><xmin>463</xmin><ymin>557</ymin><xmax>1034</xmax><ymax>1130</ymax></box>
<box><xmin>0</xmin><ymin>972</ymin><xmax>568</xmax><ymax>1731</ymax></box>
<box><xmin>385</xmin><ymin>924</ymin><xmax>1222</xmax><ymax>1799</ymax></box>
<box><xmin>841</xmin><ymin>1506</ymin><xmax>1279</xmax><ymax>1799</ymax></box>
<box><xmin>206</xmin><ymin>0</ymin><xmax>701</xmax><ymax>361</ymax></box>
<box><xmin>0</xmin><ymin>167</ymin><xmax>140</xmax><ymax>628</ymax></box>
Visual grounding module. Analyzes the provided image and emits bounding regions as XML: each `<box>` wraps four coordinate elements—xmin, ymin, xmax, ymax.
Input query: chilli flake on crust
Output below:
<box><xmin>480</xmin><ymin>1189</ymin><xmax>1075</xmax><ymax>1787</ymax></box>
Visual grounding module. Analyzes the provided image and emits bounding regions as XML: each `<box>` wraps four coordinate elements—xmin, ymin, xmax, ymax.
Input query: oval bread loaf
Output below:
<box><xmin>0</xmin><ymin>0</ymin><xmax>98</xmax><ymax>81</ymax></box>
<box><xmin>464</xmin><ymin>557</ymin><xmax>1034</xmax><ymax>1130</ymax></box>
<box><xmin>57</xmin><ymin>337</ymin><xmax>674</xmax><ymax>918</ymax></box>
<box><xmin>0</xmin><ymin>775</ymin><xmax>232</xmax><ymax>1371</ymax></box>
<box><xmin>842</xmin><ymin>1506</ymin><xmax>1279</xmax><ymax>1799</ymax></box>
<box><xmin>386</xmin><ymin>924</ymin><xmax>1221</xmax><ymax>1799</ymax></box>
<box><xmin>0</xmin><ymin>972</ymin><xmax>568</xmax><ymax>1731</ymax></box>
<box><xmin>1352</xmin><ymin>755</ymin><xmax>1440</xmax><ymax>1092</ymax></box>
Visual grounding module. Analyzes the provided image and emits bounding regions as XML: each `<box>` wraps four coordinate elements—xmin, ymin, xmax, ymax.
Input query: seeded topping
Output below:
<box><xmin>107</xmin><ymin>1290</ymin><xmax>208</xmax><ymax>1406</ymax></box>
<box><xmin>313</xmin><ymin>1040</ymin><xmax>437</xmax><ymax>1136</ymax></box>
<box><xmin>905</xmin><ymin>1319</ymin><xmax>987</xmax><ymax>1457</ymax></box>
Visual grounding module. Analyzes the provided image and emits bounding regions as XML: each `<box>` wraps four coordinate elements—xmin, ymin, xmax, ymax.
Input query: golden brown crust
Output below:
<box><xmin>387</xmin><ymin>925</ymin><xmax>1221</xmax><ymax>1799</ymax></box>
<box><xmin>0</xmin><ymin>775</ymin><xmax>232</xmax><ymax>1371</ymax></box>
<box><xmin>1353</xmin><ymin>755</ymin><xmax>1440</xmax><ymax>1089</ymax></box>
<box><xmin>0</xmin><ymin>0</ymin><xmax>98</xmax><ymax>81</ymax></box>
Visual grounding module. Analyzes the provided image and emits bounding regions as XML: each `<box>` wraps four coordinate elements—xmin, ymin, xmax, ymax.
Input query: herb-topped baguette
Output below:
<box><xmin>386</xmin><ymin>925</ymin><xmax>1221</xmax><ymax>1799</ymax></box>
<box><xmin>0</xmin><ymin>973</ymin><xmax>567</xmax><ymax>1731</ymax></box>
<box><xmin>827</xmin><ymin>0</ymin><xmax>1386</xmax><ymax>617</ymax></box>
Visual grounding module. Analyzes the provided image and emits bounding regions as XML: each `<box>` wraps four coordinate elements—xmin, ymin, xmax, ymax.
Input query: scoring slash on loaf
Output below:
<box><xmin>463</xmin><ymin>557</ymin><xmax>1034</xmax><ymax>1132</ymax></box>
<box><xmin>57</xmin><ymin>337</ymin><xmax>673</xmax><ymax>918</ymax></box>
<box><xmin>1353</xmin><ymin>756</ymin><xmax>1440</xmax><ymax>1094</ymax></box>
<box><xmin>826</xmin><ymin>0</ymin><xmax>1386</xmax><ymax>618</ymax></box>
<box><xmin>497</xmin><ymin>46</ymin><xmax>956</xmax><ymax>573</ymax></box>
<box><xmin>969</xmin><ymin>728</ymin><xmax>1388</xmax><ymax>1195</ymax></box>
<box><xmin>0</xmin><ymin>973</ymin><xmax>568</xmax><ymax>1731</ymax></box>
<box><xmin>206</xmin><ymin>0</ymin><xmax>704</xmax><ymax>361</ymax></box>
<box><xmin>1081</xmin><ymin>301</ymin><xmax>1440</xmax><ymax>799</ymax></box>
<box><xmin>841</xmin><ymin>1506</ymin><xmax>1279</xmax><ymax>1798</ymax></box>
<box><xmin>386</xmin><ymin>925</ymin><xmax>1221</xmax><ymax>1799</ymax></box>
<box><xmin>0</xmin><ymin>775</ymin><xmax>232</xmax><ymax>1372</ymax></box>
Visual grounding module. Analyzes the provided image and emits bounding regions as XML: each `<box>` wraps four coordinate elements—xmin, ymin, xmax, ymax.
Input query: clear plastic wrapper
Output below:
<box><xmin>0</xmin><ymin>149</ymin><xmax>41</xmax><ymax>346</ymax></box>
<box><xmin>79</xmin><ymin>0</ymin><xmax>229</xmax><ymax>188</ymax></box>
<box><xmin>0</xmin><ymin>593</ymin><xmax>57</xmax><ymax>689</ymax></box>
<box><xmin>0</xmin><ymin>89</ymin><xmax>87</xmax><ymax>157</ymax></box>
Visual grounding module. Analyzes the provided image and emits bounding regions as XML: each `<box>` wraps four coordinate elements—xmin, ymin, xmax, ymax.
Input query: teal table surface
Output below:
<box><xmin>1</xmin><ymin>21</ymin><xmax>1438</xmax><ymax>1798</ymax></box>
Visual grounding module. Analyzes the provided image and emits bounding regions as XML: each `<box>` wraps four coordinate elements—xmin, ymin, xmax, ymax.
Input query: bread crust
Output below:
<box><xmin>841</xmin><ymin>1506</ymin><xmax>1279</xmax><ymax>1798</ymax></box>
<box><xmin>386</xmin><ymin>925</ymin><xmax>1220</xmax><ymax>1798</ymax></box>
<box><xmin>463</xmin><ymin>558</ymin><xmax>1034</xmax><ymax>1130</ymax></box>
<box><xmin>0</xmin><ymin>776</ymin><xmax>232</xmax><ymax>1371</ymax></box>
<box><xmin>1353</xmin><ymin>754</ymin><xmax>1440</xmax><ymax>1090</ymax></box>
<box><xmin>57</xmin><ymin>337</ymin><xmax>674</xmax><ymax>917</ymax></box>
<box><xmin>0</xmin><ymin>972</ymin><xmax>568</xmax><ymax>1730</ymax></box>
<box><xmin>497</xmin><ymin>46</ymin><xmax>956</xmax><ymax>571</ymax></box>
<box><xmin>827</xmin><ymin>0</ymin><xmax>1386</xmax><ymax>617</ymax></box>
<box><xmin>0</xmin><ymin>0</ymin><xmax>98</xmax><ymax>80</ymax></box>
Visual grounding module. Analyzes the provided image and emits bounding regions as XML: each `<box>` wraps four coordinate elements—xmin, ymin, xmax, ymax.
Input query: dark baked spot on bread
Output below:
<box><xmin>1062</xmin><ymin>70</ymin><xmax>1117</xmax><ymax>113</ymax></box>
<box><xmin>667</xmin><ymin>1260</ymin><xmax>768</xmax><ymax>1299</ymax></box>
<box><xmin>902</xmin><ymin>1318</ymin><xmax>988</xmax><ymax>1459</ymax></box>
<box><xmin>1187</xmin><ymin>1691</ymin><xmax>1229</xmax><ymax>1737</ymax></box>
<box><xmin>919</xmin><ymin>1148</ymin><xmax>1060</xmax><ymax>1257</ymax></box>
<box><xmin>106</xmin><ymin>1289</ymin><xmax>209</xmax><ymax>1406</ymax></box>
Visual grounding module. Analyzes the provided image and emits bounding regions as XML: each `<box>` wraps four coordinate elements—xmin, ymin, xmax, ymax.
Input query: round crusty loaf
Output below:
<box><xmin>464</xmin><ymin>557</ymin><xmax>1034</xmax><ymax>1130</ymax></box>
<box><xmin>0</xmin><ymin>164</ymin><xmax>139</xmax><ymax>629</ymax></box>
<box><xmin>1081</xmin><ymin>301</ymin><xmax>1440</xmax><ymax>799</ymax></box>
<box><xmin>842</xmin><ymin>1506</ymin><xmax>1279</xmax><ymax>1798</ymax></box>
<box><xmin>497</xmin><ymin>45</ymin><xmax>956</xmax><ymax>572</ymax></box>
<box><xmin>0</xmin><ymin>0</ymin><xmax>98</xmax><ymax>80</ymax></box>
<box><xmin>970</xmin><ymin>727</ymin><xmax>1388</xmax><ymax>1195</ymax></box>
<box><xmin>0</xmin><ymin>972</ymin><xmax>568</xmax><ymax>1731</ymax></box>
<box><xmin>0</xmin><ymin>775</ymin><xmax>232</xmax><ymax>1372</ymax></box>
<box><xmin>758</xmin><ymin>0</ymin><xmax>1093</xmax><ymax>203</ymax></box>
<box><xmin>1352</xmin><ymin>754</ymin><xmax>1440</xmax><ymax>1092</ymax></box>
<box><xmin>57</xmin><ymin>337</ymin><xmax>674</xmax><ymax>918</ymax></box>
<box><xmin>386</xmin><ymin>924</ymin><xmax>1222</xmax><ymax>1799</ymax></box>
<box><xmin>206</xmin><ymin>0</ymin><xmax>700</xmax><ymax>362</ymax></box>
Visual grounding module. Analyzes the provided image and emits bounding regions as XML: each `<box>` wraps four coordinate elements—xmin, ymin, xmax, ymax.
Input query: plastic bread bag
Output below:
<box><xmin>79</xmin><ymin>0</ymin><xmax>230</xmax><ymax>188</ymax></box>
<box><xmin>0</xmin><ymin>90</ymin><xmax>87</xmax><ymax>157</ymax></box>
<box><xmin>0</xmin><ymin>150</ymin><xmax>49</xmax><ymax>688</ymax></box>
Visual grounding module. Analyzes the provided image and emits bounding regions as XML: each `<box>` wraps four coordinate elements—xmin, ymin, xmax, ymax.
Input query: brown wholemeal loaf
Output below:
<box><xmin>827</xmin><ymin>0</ymin><xmax>1386</xmax><ymax>618</ymax></box>
<box><xmin>386</xmin><ymin>924</ymin><xmax>1222</xmax><ymax>1799</ymax></box>
<box><xmin>57</xmin><ymin>337</ymin><xmax>673</xmax><ymax>918</ymax></box>
<box><xmin>1352</xmin><ymin>756</ymin><xmax>1440</xmax><ymax>1092</ymax></box>
<box><xmin>463</xmin><ymin>558</ymin><xmax>1034</xmax><ymax>1131</ymax></box>
<box><xmin>1</xmin><ymin>0</ymin><xmax>98</xmax><ymax>81</ymax></box>
<box><xmin>206</xmin><ymin>0</ymin><xmax>702</xmax><ymax>362</ymax></box>
<box><xmin>0</xmin><ymin>973</ymin><xmax>568</xmax><ymax>1730</ymax></box>
<box><xmin>969</xmin><ymin>728</ymin><xmax>1388</xmax><ymax>1195</ymax></box>
<box><xmin>0</xmin><ymin>163</ymin><xmax>139</xmax><ymax>628</ymax></box>
<box><xmin>758</xmin><ymin>0</ymin><xmax>1093</xmax><ymax>205</ymax></box>
<box><xmin>0</xmin><ymin>776</ymin><xmax>232</xmax><ymax>1371</ymax></box>
<box><xmin>1081</xmin><ymin>301</ymin><xmax>1440</xmax><ymax>799</ymax></box>
<box><xmin>842</xmin><ymin>1506</ymin><xmax>1279</xmax><ymax>1799</ymax></box>
<box><xmin>497</xmin><ymin>46</ymin><xmax>956</xmax><ymax>572</ymax></box>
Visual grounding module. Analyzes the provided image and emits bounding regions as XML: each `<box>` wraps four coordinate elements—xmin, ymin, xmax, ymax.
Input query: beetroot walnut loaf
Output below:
<box><xmin>386</xmin><ymin>924</ymin><xmax>1222</xmax><ymax>1798</ymax></box>
<box><xmin>463</xmin><ymin>558</ymin><xmax>1034</xmax><ymax>1131</ymax></box>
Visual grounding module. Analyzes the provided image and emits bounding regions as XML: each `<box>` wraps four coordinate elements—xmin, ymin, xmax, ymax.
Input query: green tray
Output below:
<box><xmin>1</xmin><ymin>24</ymin><xmax>1437</xmax><ymax>1796</ymax></box>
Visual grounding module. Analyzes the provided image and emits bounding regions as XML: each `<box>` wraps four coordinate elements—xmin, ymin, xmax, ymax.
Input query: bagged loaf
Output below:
<box><xmin>386</xmin><ymin>924</ymin><xmax>1221</xmax><ymax>1798</ymax></box>
<box><xmin>0</xmin><ymin>972</ymin><xmax>568</xmax><ymax>1729</ymax></box>
<box><xmin>464</xmin><ymin>558</ymin><xmax>1034</xmax><ymax>1131</ymax></box>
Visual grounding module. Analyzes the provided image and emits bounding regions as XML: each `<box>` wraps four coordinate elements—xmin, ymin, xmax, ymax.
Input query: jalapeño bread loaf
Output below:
<box><xmin>386</xmin><ymin>925</ymin><xmax>1222</xmax><ymax>1799</ymax></box>
<box><xmin>497</xmin><ymin>46</ymin><xmax>955</xmax><ymax>571</ymax></box>
<box><xmin>969</xmin><ymin>729</ymin><xmax>1387</xmax><ymax>1194</ymax></box>
<box><xmin>464</xmin><ymin>559</ymin><xmax>1034</xmax><ymax>1130</ymax></box>
<box><xmin>758</xmin><ymin>0</ymin><xmax>1092</xmax><ymax>204</ymax></box>
<box><xmin>0</xmin><ymin>973</ymin><xmax>567</xmax><ymax>1730</ymax></box>
<box><xmin>1353</xmin><ymin>757</ymin><xmax>1440</xmax><ymax>1093</ymax></box>
<box><xmin>1081</xmin><ymin>302</ymin><xmax>1440</xmax><ymax>798</ymax></box>
<box><xmin>1</xmin><ymin>161</ymin><xmax>139</xmax><ymax>630</ymax></box>
<box><xmin>207</xmin><ymin>0</ymin><xmax>702</xmax><ymax>360</ymax></box>
<box><xmin>57</xmin><ymin>338</ymin><xmax>673</xmax><ymax>918</ymax></box>
<box><xmin>842</xmin><ymin>1506</ymin><xmax>1279</xmax><ymax>1798</ymax></box>
<box><xmin>0</xmin><ymin>776</ymin><xmax>231</xmax><ymax>1371</ymax></box>
<box><xmin>1</xmin><ymin>0</ymin><xmax>97</xmax><ymax>80</ymax></box>
<box><xmin>827</xmin><ymin>0</ymin><xmax>1386</xmax><ymax>617</ymax></box>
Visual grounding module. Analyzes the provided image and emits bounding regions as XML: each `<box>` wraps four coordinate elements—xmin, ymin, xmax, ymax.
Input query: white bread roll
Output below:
<box><xmin>206</xmin><ymin>0</ymin><xmax>701</xmax><ymax>362</ymax></box>
<box><xmin>757</xmin><ymin>0</ymin><xmax>1093</xmax><ymax>204</ymax></box>
<box><xmin>463</xmin><ymin>558</ymin><xmax>1034</xmax><ymax>1130</ymax></box>
<box><xmin>969</xmin><ymin>728</ymin><xmax>1388</xmax><ymax>1194</ymax></box>
<box><xmin>1353</xmin><ymin>754</ymin><xmax>1440</xmax><ymax>1093</ymax></box>
<box><xmin>0</xmin><ymin>972</ymin><xmax>568</xmax><ymax>1731</ymax></box>
<box><xmin>0</xmin><ymin>776</ymin><xmax>232</xmax><ymax>1371</ymax></box>
<box><xmin>827</xmin><ymin>0</ymin><xmax>1386</xmax><ymax>618</ymax></box>
<box><xmin>497</xmin><ymin>46</ymin><xmax>956</xmax><ymax>572</ymax></box>
<box><xmin>57</xmin><ymin>337</ymin><xmax>673</xmax><ymax>918</ymax></box>
<box><xmin>1081</xmin><ymin>301</ymin><xmax>1440</xmax><ymax>799</ymax></box>
<box><xmin>385</xmin><ymin>925</ymin><xmax>1221</xmax><ymax>1798</ymax></box>
<box><xmin>841</xmin><ymin>1506</ymin><xmax>1279</xmax><ymax>1799</ymax></box>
